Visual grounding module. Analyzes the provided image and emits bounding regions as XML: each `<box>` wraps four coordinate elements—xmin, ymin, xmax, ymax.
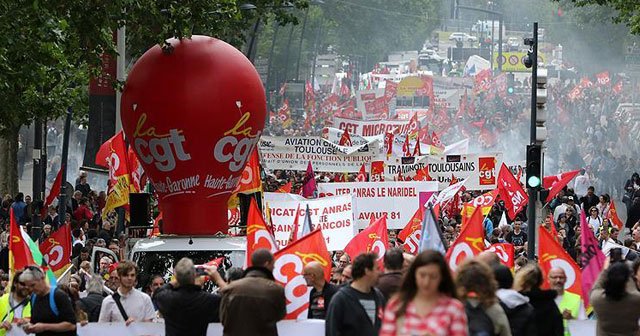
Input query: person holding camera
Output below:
<box><xmin>154</xmin><ymin>257</ymin><xmax>227</xmax><ymax>336</ymax></box>
<box><xmin>591</xmin><ymin>256</ymin><xmax>640</xmax><ymax>335</ymax></box>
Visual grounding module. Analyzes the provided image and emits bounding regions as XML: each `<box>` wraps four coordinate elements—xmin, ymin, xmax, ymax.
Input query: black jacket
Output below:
<box><xmin>580</xmin><ymin>194</ymin><xmax>599</xmax><ymax>212</ymax></box>
<box><xmin>77</xmin><ymin>292</ymin><xmax>105</xmax><ymax>322</ymax></box>
<box><xmin>154</xmin><ymin>283</ymin><xmax>221</xmax><ymax>336</ymax></box>
<box><xmin>308</xmin><ymin>281</ymin><xmax>339</xmax><ymax>319</ymax></box>
<box><xmin>522</xmin><ymin>288</ymin><xmax>563</xmax><ymax>336</ymax></box>
<box><xmin>325</xmin><ymin>285</ymin><xmax>386</xmax><ymax>336</ymax></box>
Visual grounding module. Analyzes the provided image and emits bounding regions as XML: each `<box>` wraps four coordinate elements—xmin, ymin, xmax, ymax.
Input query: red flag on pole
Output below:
<box><xmin>246</xmin><ymin>198</ymin><xmax>278</xmax><ymax>267</ymax></box>
<box><xmin>356</xmin><ymin>163</ymin><xmax>367</xmax><ymax>182</ymax></box>
<box><xmin>9</xmin><ymin>209</ymin><xmax>36</xmax><ymax>271</ymax></box>
<box><xmin>344</xmin><ymin>215</ymin><xmax>389</xmax><ymax>267</ymax></box>
<box><xmin>39</xmin><ymin>223</ymin><xmax>72</xmax><ymax>276</ymax></box>
<box><xmin>608</xmin><ymin>200</ymin><xmax>624</xmax><ymax>230</ymax></box>
<box><xmin>497</xmin><ymin>163</ymin><xmax>529</xmax><ymax>220</ymax></box>
<box><xmin>487</xmin><ymin>243</ymin><xmax>514</xmax><ymax>269</ymax></box>
<box><xmin>277</xmin><ymin>181</ymin><xmax>293</xmax><ymax>193</ymax></box>
<box><xmin>543</xmin><ymin>170</ymin><xmax>581</xmax><ymax>203</ymax></box>
<box><xmin>445</xmin><ymin>206</ymin><xmax>485</xmax><ymax>271</ymax></box>
<box><xmin>398</xmin><ymin>206</ymin><xmax>424</xmax><ymax>254</ymax></box>
<box><xmin>41</xmin><ymin>169</ymin><xmax>63</xmax><ymax>217</ymax></box>
<box><xmin>339</xmin><ymin>129</ymin><xmax>352</xmax><ymax>147</ymax></box>
<box><xmin>273</xmin><ymin>229</ymin><xmax>331</xmax><ymax>320</ymax></box>
<box><xmin>538</xmin><ymin>225</ymin><xmax>583</xmax><ymax>299</ymax></box>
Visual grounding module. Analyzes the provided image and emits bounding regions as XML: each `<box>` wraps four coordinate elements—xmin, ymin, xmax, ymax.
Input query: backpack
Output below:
<box><xmin>30</xmin><ymin>285</ymin><xmax>59</xmax><ymax>317</ymax></box>
<box><xmin>464</xmin><ymin>300</ymin><xmax>495</xmax><ymax>336</ymax></box>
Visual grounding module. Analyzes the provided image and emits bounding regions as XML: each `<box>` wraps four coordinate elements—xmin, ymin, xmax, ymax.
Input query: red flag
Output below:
<box><xmin>445</xmin><ymin>206</ymin><xmax>486</xmax><ymax>271</ymax></box>
<box><xmin>278</xmin><ymin>99</ymin><xmax>292</xmax><ymax>127</ymax></box>
<box><xmin>39</xmin><ymin>223</ymin><xmax>71</xmax><ymax>275</ymax></box>
<box><xmin>431</xmin><ymin>131</ymin><xmax>444</xmax><ymax>150</ymax></box>
<box><xmin>356</xmin><ymin>163</ymin><xmax>367</xmax><ymax>182</ymax></box>
<box><xmin>413</xmin><ymin>166</ymin><xmax>433</xmax><ymax>182</ymax></box>
<box><xmin>236</xmin><ymin>148</ymin><xmax>262</xmax><ymax>194</ymax></box>
<box><xmin>608</xmin><ymin>200</ymin><xmax>624</xmax><ymax>230</ymax></box>
<box><xmin>151</xmin><ymin>212</ymin><xmax>162</xmax><ymax>237</ymax></box>
<box><xmin>339</xmin><ymin>128</ymin><xmax>352</xmax><ymax>147</ymax></box>
<box><xmin>596</xmin><ymin>71</ymin><xmax>610</xmax><ymax>86</ymax></box>
<box><xmin>474</xmin><ymin>69</ymin><xmax>493</xmax><ymax>92</ymax></box>
<box><xmin>384</xmin><ymin>80</ymin><xmax>398</xmax><ymax>102</ymax></box>
<box><xmin>9</xmin><ymin>209</ymin><xmax>36</xmax><ymax>271</ymax></box>
<box><xmin>488</xmin><ymin>243</ymin><xmax>514</xmax><ymax>269</ymax></box>
<box><xmin>277</xmin><ymin>181</ymin><xmax>293</xmax><ymax>194</ymax></box>
<box><xmin>461</xmin><ymin>189</ymin><xmax>499</xmax><ymax>221</ymax></box>
<box><xmin>455</xmin><ymin>89</ymin><xmax>468</xmax><ymax>119</ymax></box>
<box><xmin>246</xmin><ymin>198</ymin><xmax>278</xmax><ymax>267</ymax></box>
<box><xmin>273</xmin><ymin>229</ymin><xmax>331</xmax><ymax>320</ymax></box>
<box><xmin>41</xmin><ymin>169</ymin><xmax>63</xmax><ymax>217</ymax></box>
<box><xmin>370</xmin><ymin>161</ymin><xmax>385</xmax><ymax>182</ymax></box>
<box><xmin>384</xmin><ymin>132</ymin><xmax>394</xmax><ymax>158</ymax></box>
<box><xmin>398</xmin><ymin>206</ymin><xmax>424</xmax><ymax>254</ymax></box>
<box><xmin>612</xmin><ymin>81</ymin><xmax>623</xmax><ymax>94</ymax></box>
<box><xmin>412</xmin><ymin>140</ymin><xmax>422</xmax><ymax>156</ymax></box>
<box><xmin>279</xmin><ymin>82</ymin><xmax>287</xmax><ymax>96</ymax></box>
<box><xmin>497</xmin><ymin>163</ymin><xmax>528</xmax><ymax>220</ymax></box>
<box><xmin>402</xmin><ymin>135</ymin><xmax>411</xmax><ymax>157</ymax></box>
<box><xmin>95</xmin><ymin>131</ymin><xmax>132</xmax><ymax>218</ymax></box>
<box><xmin>548</xmin><ymin>214</ymin><xmax>558</xmax><ymax>237</ymax></box>
<box><xmin>539</xmin><ymin>225</ymin><xmax>583</xmax><ymax>299</ymax></box>
<box><xmin>407</xmin><ymin>113</ymin><xmax>419</xmax><ymax>140</ymax></box>
<box><xmin>127</xmin><ymin>146</ymin><xmax>142</xmax><ymax>192</ymax></box>
<box><xmin>543</xmin><ymin>170</ymin><xmax>580</xmax><ymax>202</ymax></box>
<box><xmin>344</xmin><ymin>215</ymin><xmax>389</xmax><ymax>267</ymax></box>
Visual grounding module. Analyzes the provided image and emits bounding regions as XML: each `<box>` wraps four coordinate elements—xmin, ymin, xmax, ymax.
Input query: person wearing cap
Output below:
<box><xmin>554</xmin><ymin>196</ymin><xmax>579</xmax><ymax>222</ymax></box>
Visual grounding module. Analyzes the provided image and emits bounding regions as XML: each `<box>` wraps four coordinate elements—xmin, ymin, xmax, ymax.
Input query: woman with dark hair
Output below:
<box><xmin>456</xmin><ymin>259</ymin><xmax>511</xmax><ymax>336</ymax></box>
<box><xmin>591</xmin><ymin>261</ymin><xmax>640</xmax><ymax>335</ymax></box>
<box><xmin>379</xmin><ymin>250</ymin><xmax>467</xmax><ymax>336</ymax></box>
<box><xmin>596</xmin><ymin>194</ymin><xmax>610</xmax><ymax>219</ymax></box>
<box><xmin>513</xmin><ymin>264</ymin><xmax>563</xmax><ymax>336</ymax></box>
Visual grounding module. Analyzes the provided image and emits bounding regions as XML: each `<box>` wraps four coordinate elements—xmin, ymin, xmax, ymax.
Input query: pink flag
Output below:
<box><xmin>580</xmin><ymin>209</ymin><xmax>605</xmax><ymax>307</ymax></box>
<box><xmin>302</xmin><ymin>162</ymin><xmax>317</xmax><ymax>198</ymax></box>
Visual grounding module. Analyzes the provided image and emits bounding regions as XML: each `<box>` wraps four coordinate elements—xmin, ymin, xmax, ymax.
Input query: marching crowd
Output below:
<box><xmin>0</xmin><ymin>58</ymin><xmax>638</xmax><ymax>334</ymax></box>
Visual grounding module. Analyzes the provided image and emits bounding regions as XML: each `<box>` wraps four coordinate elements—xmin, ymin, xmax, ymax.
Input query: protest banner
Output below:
<box><xmin>259</xmin><ymin>136</ymin><xmax>383</xmax><ymax>173</ymax></box>
<box><xmin>374</xmin><ymin>153</ymin><xmax>503</xmax><ymax>190</ymax></box>
<box><xmin>264</xmin><ymin>193</ymin><xmax>355</xmax><ymax>250</ymax></box>
<box><xmin>332</xmin><ymin>116</ymin><xmax>415</xmax><ymax>136</ymax></box>
<box><xmin>317</xmin><ymin>181</ymin><xmax>438</xmax><ymax>229</ymax></box>
<box><xmin>321</xmin><ymin>127</ymin><xmax>383</xmax><ymax>148</ymax></box>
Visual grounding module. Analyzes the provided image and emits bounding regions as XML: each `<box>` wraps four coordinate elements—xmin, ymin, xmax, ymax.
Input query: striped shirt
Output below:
<box><xmin>380</xmin><ymin>296</ymin><xmax>468</xmax><ymax>336</ymax></box>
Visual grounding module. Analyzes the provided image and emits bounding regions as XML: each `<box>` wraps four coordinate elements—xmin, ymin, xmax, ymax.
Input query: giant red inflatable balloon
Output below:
<box><xmin>121</xmin><ymin>35</ymin><xmax>266</xmax><ymax>235</ymax></box>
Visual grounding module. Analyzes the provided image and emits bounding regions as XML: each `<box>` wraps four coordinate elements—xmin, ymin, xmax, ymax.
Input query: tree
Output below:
<box><xmin>0</xmin><ymin>0</ymin><xmax>308</xmax><ymax>196</ymax></box>
<box><xmin>565</xmin><ymin>1</ymin><xmax>640</xmax><ymax>35</ymax></box>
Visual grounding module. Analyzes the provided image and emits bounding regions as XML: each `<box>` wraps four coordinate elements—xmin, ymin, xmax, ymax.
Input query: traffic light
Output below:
<box><xmin>507</xmin><ymin>73</ymin><xmax>515</xmax><ymax>94</ymax></box>
<box><xmin>526</xmin><ymin>144</ymin><xmax>542</xmax><ymax>188</ymax></box>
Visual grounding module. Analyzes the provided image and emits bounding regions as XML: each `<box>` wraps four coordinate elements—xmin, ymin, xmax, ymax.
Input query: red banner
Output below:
<box><xmin>273</xmin><ymin>230</ymin><xmax>331</xmax><ymax>320</ymax></box>
<box><xmin>39</xmin><ymin>224</ymin><xmax>71</xmax><ymax>276</ymax></box>
<box><xmin>398</xmin><ymin>206</ymin><xmax>424</xmax><ymax>254</ymax></box>
<box><xmin>344</xmin><ymin>215</ymin><xmax>389</xmax><ymax>266</ymax></box>
<box><xmin>236</xmin><ymin>148</ymin><xmax>262</xmax><ymax>194</ymax></box>
<box><xmin>488</xmin><ymin>243</ymin><xmax>514</xmax><ymax>269</ymax></box>
<box><xmin>246</xmin><ymin>198</ymin><xmax>278</xmax><ymax>267</ymax></box>
<box><xmin>538</xmin><ymin>225</ymin><xmax>582</xmax><ymax>298</ymax></box>
<box><xmin>497</xmin><ymin>163</ymin><xmax>528</xmax><ymax>220</ymax></box>
<box><xmin>445</xmin><ymin>206</ymin><xmax>485</xmax><ymax>271</ymax></box>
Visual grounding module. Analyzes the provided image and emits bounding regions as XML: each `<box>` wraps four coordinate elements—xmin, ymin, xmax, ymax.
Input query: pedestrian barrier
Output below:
<box><xmin>6</xmin><ymin>320</ymin><xmax>326</xmax><ymax>336</ymax></box>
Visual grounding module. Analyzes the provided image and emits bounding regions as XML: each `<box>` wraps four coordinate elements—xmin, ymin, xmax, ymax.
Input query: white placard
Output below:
<box><xmin>259</xmin><ymin>136</ymin><xmax>382</xmax><ymax>172</ymax></box>
<box><xmin>317</xmin><ymin>181</ymin><xmax>439</xmax><ymax>229</ymax></box>
<box><xmin>264</xmin><ymin>193</ymin><xmax>355</xmax><ymax>250</ymax></box>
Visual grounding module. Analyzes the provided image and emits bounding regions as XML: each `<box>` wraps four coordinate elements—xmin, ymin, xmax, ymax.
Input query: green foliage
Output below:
<box><xmin>0</xmin><ymin>0</ymin><xmax>309</xmax><ymax>137</ymax></box>
<box><xmin>567</xmin><ymin>0</ymin><xmax>640</xmax><ymax>35</ymax></box>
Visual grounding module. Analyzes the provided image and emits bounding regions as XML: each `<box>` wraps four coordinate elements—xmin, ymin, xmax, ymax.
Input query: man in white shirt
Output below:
<box><xmin>573</xmin><ymin>169</ymin><xmax>590</xmax><ymax>199</ymax></box>
<box><xmin>98</xmin><ymin>261</ymin><xmax>155</xmax><ymax>325</ymax></box>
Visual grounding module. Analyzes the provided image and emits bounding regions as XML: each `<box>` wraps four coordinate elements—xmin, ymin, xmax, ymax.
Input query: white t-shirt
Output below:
<box><xmin>98</xmin><ymin>288</ymin><xmax>156</xmax><ymax>322</ymax></box>
<box><xmin>574</xmin><ymin>175</ymin><xmax>590</xmax><ymax>198</ymax></box>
